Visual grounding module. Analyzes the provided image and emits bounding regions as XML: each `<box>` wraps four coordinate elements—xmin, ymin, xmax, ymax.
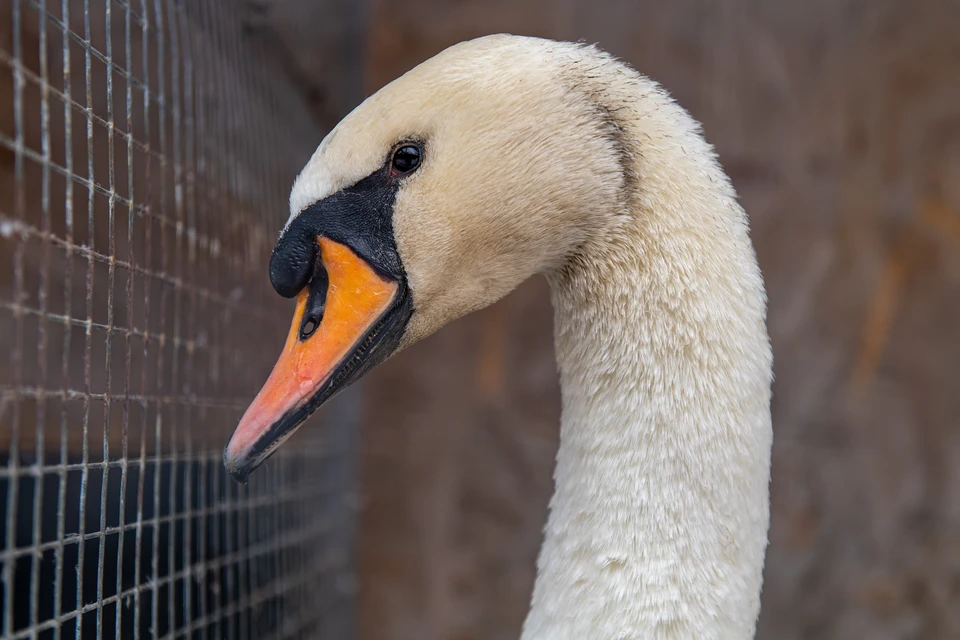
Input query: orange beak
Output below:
<box><xmin>223</xmin><ymin>237</ymin><xmax>407</xmax><ymax>481</ymax></box>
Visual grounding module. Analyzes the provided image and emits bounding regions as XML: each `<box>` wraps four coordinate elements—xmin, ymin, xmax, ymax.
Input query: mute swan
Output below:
<box><xmin>224</xmin><ymin>34</ymin><xmax>773</xmax><ymax>639</ymax></box>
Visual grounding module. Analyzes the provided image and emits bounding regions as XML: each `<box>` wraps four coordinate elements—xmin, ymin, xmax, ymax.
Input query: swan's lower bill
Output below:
<box><xmin>223</xmin><ymin>237</ymin><xmax>407</xmax><ymax>482</ymax></box>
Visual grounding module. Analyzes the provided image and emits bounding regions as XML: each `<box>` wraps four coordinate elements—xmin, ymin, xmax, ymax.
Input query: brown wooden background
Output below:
<box><xmin>248</xmin><ymin>1</ymin><xmax>958</xmax><ymax>638</ymax></box>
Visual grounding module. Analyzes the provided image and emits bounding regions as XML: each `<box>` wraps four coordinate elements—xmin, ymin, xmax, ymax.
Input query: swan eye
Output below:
<box><xmin>391</xmin><ymin>144</ymin><xmax>421</xmax><ymax>176</ymax></box>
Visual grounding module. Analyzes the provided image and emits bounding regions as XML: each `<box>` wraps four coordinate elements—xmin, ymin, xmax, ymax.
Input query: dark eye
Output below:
<box><xmin>391</xmin><ymin>144</ymin><xmax>421</xmax><ymax>176</ymax></box>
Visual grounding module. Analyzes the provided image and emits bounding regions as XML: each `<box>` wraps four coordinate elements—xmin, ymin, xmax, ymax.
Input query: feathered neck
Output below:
<box><xmin>521</xmin><ymin>70</ymin><xmax>773</xmax><ymax>640</ymax></box>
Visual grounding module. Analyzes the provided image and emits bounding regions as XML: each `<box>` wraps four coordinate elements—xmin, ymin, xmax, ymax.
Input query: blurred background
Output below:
<box><xmin>247</xmin><ymin>0</ymin><xmax>960</xmax><ymax>638</ymax></box>
<box><xmin>2</xmin><ymin>0</ymin><xmax>958</xmax><ymax>638</ymax></box>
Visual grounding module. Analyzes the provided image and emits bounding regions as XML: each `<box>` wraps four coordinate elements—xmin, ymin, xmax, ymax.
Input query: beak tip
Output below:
<box><xmin>223</xmin><ymin>447</ymin><xmax>252</xmax><ymax>484</ymax></box>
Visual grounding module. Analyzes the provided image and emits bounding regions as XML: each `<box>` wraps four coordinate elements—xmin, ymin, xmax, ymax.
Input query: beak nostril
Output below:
<box><xmin>300</xmin><ymin>316</ymin><xmax>319</xmax><ymax>339</ymax></box>
<box><xmin>298</xmin><ymin>251</ymin><xmax>329</xmax><ymax>341</ymax></box>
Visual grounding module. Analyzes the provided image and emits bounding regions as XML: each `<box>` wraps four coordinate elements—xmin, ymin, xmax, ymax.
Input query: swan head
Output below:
<box><xmin>224</xmin><ymin>34</ymin><xmax>627</xmax><ymax>481</ymax></box>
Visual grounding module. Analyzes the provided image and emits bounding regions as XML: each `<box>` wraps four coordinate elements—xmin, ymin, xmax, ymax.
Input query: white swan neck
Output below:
<box><xmin>522</xmin><ymin>82</ymin><xmax>773</xmax><ymax>639</ymax></box>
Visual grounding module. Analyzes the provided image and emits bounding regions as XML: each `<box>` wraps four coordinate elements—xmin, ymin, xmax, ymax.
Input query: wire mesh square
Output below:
<box><xmin>1</xmin><ymin>1</ymin><xmax>359</xmax><ymax>638</ymax></box>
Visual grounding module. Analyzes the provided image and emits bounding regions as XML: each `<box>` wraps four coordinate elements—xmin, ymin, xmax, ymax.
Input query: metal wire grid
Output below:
<box><xmin>0</xmin><ymin>1</ymin><xmax>359</xmax><ymax>638</ymax></box>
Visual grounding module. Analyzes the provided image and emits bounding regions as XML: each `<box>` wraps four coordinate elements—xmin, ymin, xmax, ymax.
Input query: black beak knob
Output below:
<box><xmin>269</xmin><ymin>227</ymin><xmax>317</xmax><ymax>298</ymax></box>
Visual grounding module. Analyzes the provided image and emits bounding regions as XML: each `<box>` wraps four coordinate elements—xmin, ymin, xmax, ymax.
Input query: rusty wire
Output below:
<box><xmin>0</xmin><ymin>1</ymin><xmax>358</xmax><ymax>638</ymax></box>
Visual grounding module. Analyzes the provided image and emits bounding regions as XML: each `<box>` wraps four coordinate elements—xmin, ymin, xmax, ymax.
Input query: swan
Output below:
<box><xmin>223</xmin><ymin>34</ymin><xmax>773</xmax><ymax>639</ymax></box>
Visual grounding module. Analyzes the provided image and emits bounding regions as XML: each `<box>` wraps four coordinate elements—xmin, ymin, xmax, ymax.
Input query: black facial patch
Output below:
<box><xmin>270</xmin><ymin>170</ymin><xmax>404</xmax><ymax>298</ymax></box>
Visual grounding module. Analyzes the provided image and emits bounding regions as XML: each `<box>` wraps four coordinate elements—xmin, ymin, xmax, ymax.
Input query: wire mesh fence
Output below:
<box><xmin>0</xmin><ymin>1</ymin><xmax>359</xmax><ymax>638</ymax></box>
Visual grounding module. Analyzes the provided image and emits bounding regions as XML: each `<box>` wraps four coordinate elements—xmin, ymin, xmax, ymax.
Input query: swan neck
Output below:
<box><xmin>522</xmin><ymin>90</ymin><xmax>773</xmax><ymax>639</ymax></box>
